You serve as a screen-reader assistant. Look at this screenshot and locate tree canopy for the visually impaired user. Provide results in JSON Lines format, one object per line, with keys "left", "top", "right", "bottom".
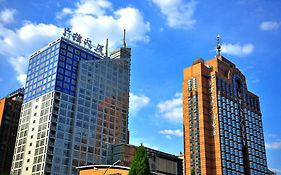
{"left": 129, "top": 144, "right": 152, "bottom": 175}
{"left": 191, "top": 168, "right": 196, "bottom": 175}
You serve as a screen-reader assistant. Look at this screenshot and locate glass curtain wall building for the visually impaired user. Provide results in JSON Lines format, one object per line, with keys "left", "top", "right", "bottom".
{"left": 11, "top": 32, "right": 131, "bottom": 175}
{"left": 183, "top": 56, "right": 267, "bottom": 175}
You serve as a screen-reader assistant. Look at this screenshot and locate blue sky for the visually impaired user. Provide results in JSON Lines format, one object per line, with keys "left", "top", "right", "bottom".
{"left": 0, "top": 0, "right": 281, "bottom": 172}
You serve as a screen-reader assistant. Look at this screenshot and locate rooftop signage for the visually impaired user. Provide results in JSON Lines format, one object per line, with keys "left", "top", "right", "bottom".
{"left": 62, "top": 28, "right": 105, "bottom": 56}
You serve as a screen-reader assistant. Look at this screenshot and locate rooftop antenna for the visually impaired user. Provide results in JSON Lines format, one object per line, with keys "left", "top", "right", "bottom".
{"left": 123, "top": 29, "right": 126, "bottom": 48}
{"left": 216, "top": 34, "right": 221, "bottom": 56}
{"left": 105, "top": 38, "right": 108, "bottom": 57}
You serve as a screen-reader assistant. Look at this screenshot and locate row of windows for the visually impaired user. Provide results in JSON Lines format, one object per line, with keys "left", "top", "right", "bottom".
{"left": 220, "top": 136, "right": 242, "bottom": 146}
{"left": 61, "top": 41, "right": 96, "bottom": 61}
{"left": 188, "top": 94, "right": 201, "bottom": 171}
{"left": 217, "top": 81, "right": 260, "bottom": 110}
{"left": 56, "top": 42, "right": 100, "bottom": 97}
{"left": 25, "top": 45, "right": 59, "bottom": 102}
{"left": 249, "top": 155, "right": 267, "bottom": 165}
{"left": 187, "top": 78, "right": 197, "bottom": 92}
{"left": 222, "top": 168, "right": 244, "bottom": 175}
{"left": 24, "top": 80, "right": 56, "bottom": 102}
{"left": 221, "top": 144, "right": 243, "bottom": 155}
{"left": 249, "top": 162, "right": 267, "bottom": 173}
{"left": 30, "top": 43, "right": 60, "bottom": 63}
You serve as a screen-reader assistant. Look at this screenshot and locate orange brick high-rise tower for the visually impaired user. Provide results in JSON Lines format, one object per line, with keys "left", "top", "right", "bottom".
{"left": 182, "top": 37, "right": 268, "bottom": 175}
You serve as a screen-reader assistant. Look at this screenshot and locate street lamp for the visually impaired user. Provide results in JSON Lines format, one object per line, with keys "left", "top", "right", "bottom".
{"left": 103, "top": 160, "right": 121, "bottom": 175}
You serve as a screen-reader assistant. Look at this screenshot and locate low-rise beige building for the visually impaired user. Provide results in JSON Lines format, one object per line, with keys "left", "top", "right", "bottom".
{"left": 77, "top": 165, "right": 129, "bottom": 175}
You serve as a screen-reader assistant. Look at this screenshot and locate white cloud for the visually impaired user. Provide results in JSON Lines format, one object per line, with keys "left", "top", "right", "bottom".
{"left": 265, "top": 140, "right": 281, "bottom": 149}
{"left": 0, "top": 23, "right": 63, "bottom": 57}
{"left": 56, "top": 8, "right": 72, "bottom": 19}
{"left": 142, "top": 143, "right": 159, "bottom": 150}
{"left": 159, "top": 129, "right": 183, "bottom": 139}
{"left": 7, "top": 56, "right": 29, "bottom": 87}
{"left": 157, "top": 93, "right": 182, "bottom": 123}
{"left": 8, "top": 56, "right": 27, "bottom": 76}
{"left": 17, "top": 74, "right": 27, "bottom": 87}
{"left": 62, "top": 0, "right": 150, "bottom": 48}
{"left": 165, "top": 135, "right": 172, "bottom": 139}
{"left": 129, "top": 93, "right": 150, "bottom": 115}
{"left": 221, "top": 43, "right": 254, "bottom": 57}
{"left": 0, "top": 0, "right": 150, "bottom": 85}
{"left": 75, "top": 0, "right": 112, "bottom": 16}
{"left": 0, "top": 8, "right": 16, "bottom": 24}
{"left": 267, "top": 133, "right": 279, "bottom": 139}
{"left": 0, "top": 23, "right": 62, "bottom": 85}
{"left": 250, "top": 77, "right": 260, "bottom": 84}
{"left": 151, "top": 0, "right": 197, "bottom": 29}
{"left": 260, "top": 21, "right": 281, "bottom": 31}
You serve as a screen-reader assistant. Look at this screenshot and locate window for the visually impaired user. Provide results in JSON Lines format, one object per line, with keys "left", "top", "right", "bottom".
{"left": 67, "top": 46, "right": 73, "bottom": 52}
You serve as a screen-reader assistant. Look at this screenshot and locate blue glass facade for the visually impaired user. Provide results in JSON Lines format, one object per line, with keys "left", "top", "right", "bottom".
{"left": 24, "top": 38, "right": 101, "bottom": 102}
{"left": 24, "top": 43, "right": 60, "bottom": 102}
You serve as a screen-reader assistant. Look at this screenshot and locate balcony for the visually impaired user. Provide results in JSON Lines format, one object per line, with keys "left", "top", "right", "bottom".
{"left": 50, "top": 124, "right": 57, "bottom": 131}
{"left": 50, "top": 131, "right": 56, "bottom": 138}
{"left": 52, "top": 117, "right": 58, "bottom": 123}
{"left": 46, "top": 157, "right": 53, "bottom": 164}
{"left": 48, "top": 140, "right": 54, "bottom": 147}
{"left": 48, "top": 148, "right": 54, "bottom": 155}
{"left": 45, "top": 165, "right": 51, "bottom": 172}
{"left": 53, "top": 110, "right": 58, "bottom": 115}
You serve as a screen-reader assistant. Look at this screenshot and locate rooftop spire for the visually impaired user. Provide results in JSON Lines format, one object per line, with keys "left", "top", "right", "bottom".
{"left": 123, "top": 29, "right": 126, "bottom": 48}
{"left": 105, "top": 38, "right": 108, "bottom": 57}
{"left": 216, "top": 35, "right": 221, "bottom": 56}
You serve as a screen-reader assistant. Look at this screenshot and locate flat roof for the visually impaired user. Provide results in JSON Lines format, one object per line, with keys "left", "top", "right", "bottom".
{"left": 76, "top": 165, "right": 130, "bottom": 171}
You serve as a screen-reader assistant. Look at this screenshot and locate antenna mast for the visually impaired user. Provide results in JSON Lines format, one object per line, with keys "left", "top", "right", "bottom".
{"left": 123, "top": 29, "right": 126, "bottom": 48}
{"left": 105, "top": 38, "right": 108, "bottom": 57}
{"left": 216, "top": 35, "right": 221, "bottom": 56}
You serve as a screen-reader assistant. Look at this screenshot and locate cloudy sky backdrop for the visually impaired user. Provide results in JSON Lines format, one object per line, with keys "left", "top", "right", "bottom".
{"left": 0, "top": 0, "right": 280, "bottom": 172}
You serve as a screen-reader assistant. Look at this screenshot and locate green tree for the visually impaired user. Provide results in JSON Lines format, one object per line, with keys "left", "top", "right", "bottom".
{"left": 129, "top": 144, "right": 152, "bottom": 175}
{"left": 191, "top": 168, "right": 196, "bottom": 175}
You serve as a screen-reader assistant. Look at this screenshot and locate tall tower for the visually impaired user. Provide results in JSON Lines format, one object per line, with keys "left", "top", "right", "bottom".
{"left": 11, "top": 30, "right": 131, "bottom": 175}
{"left": 183, "top": 56, "right": 267, "bottom": 175}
